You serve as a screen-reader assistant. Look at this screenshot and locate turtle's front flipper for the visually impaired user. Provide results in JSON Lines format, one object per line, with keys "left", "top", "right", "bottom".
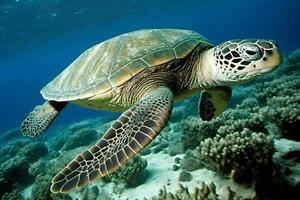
{"left": 21, "top": 101, "right": 67, "bottom": 137}
{"left": 199, "top": 86, "right": 231, "bottom": 121}
{"left": 51, "top": 87, "right": 174, "bottom": 193}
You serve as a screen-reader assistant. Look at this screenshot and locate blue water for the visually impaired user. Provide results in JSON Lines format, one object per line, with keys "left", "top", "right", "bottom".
{"left": 0, "top": 0, "right": 299, "bottom": 133}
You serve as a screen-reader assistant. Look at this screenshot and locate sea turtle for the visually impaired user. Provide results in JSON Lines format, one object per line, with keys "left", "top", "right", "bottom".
{"left": 20, "top": 29, "right": 281, "bottom": 193}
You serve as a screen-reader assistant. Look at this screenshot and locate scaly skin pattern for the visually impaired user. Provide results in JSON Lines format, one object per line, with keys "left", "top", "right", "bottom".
{"left": 116, "top": 43, "right": 212, "bottom": 107}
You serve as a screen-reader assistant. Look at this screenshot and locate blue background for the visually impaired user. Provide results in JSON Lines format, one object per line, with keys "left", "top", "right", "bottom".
{"left": 0, "top": 0, "right": 299, "bottom": 133}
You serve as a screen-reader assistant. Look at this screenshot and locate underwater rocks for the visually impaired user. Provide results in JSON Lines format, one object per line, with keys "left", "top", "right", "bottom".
{"left": 180, "top": 157, "right": 201, "bottom": 171}
{"left": 178, "top": 170, "right": 192, "bottom": 182}
{"left": 28, "top": 159, "right": 47, "bottom": 178}
{"left": 198, "top": 128, "right": 275, "bottom": 183}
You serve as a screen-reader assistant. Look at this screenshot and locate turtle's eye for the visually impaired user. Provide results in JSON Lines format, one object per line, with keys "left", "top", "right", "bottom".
{"left": 239, "top": 44, "right": 262, "bottom": 61}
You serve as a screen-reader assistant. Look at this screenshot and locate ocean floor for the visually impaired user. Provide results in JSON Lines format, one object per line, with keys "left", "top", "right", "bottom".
{"left": 68, "top": 151, "right": 256, "bottom": 200}
{"left": 0, "top": 47, "right": 300, "bottom": 200}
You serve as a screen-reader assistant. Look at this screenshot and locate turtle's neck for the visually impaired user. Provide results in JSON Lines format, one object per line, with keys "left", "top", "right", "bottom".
{"left": 189, "top": 47, "right": 219, "bottom": 90}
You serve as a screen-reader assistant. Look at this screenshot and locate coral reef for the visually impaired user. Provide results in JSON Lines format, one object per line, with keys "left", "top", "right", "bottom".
{"left": 31, "top": 175, "right": 71, "bottom": 200}
{"left": 2, "top": 190, "right": 24, "bottom": 200}
{"left": 147, "top": 182, "right": 245, "bottom": 200}
{"left": 179, "top": 47, "right": 300, "bottom": 151}
{"left": 0, "top": 156, "right": 31, "bottom": 197}
{"left": 28, "top": 159, "right": 47, "bottom": 177}
{"left": 0, "top": 47, "right": 299, "bottom": 200}
{"left": 109, "top": 155, "right": 148, "bottom": 186}
{"left": 18, "top": 142, "right": 48, "bottom": 162}
{"left": 198, "top": 128, "right": 275, "bottom": 183}
{"left": 0, "top": 141, "right": 48, "bottom": 198}
{"left": 0, "top": 128, "right": 22, "bottom": 144}
{"left": 82, "top": 186, "right": 99, "bottom": 200}
{"left": 264, "top": 94, "right": 300, "bottom": 140}
{"left": 180, "top": 117, "right": 223, "bottom": 150}
{"left": 61, "top": 127, "right": 97, "bottom": 151}
{"left": 0, "top": 140, "right": 27, "bottom": 164}
{"left": 47, "top": 118, "right": 109, "bottom": 151}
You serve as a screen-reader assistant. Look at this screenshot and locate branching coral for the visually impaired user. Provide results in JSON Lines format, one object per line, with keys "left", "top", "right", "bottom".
{"left": 180, "top": 98, "right": 267, "bottom": 151}
{"left": 180, "top": 116, "right": 224, "bottom": 150}
{"left": 264, "top": 94, "right": 300, "bottom": 140}
{"left": 255, "top": 73, "right": 300, "bottom": 105}
{"left": 146, "top": 182, "right": 245, "bottom": 200}
{"left": 197, "top": 128, "right": 275, "bottom": 183}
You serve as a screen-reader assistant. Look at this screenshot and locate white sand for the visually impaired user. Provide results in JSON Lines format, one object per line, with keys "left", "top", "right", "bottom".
{"left": 70, "top": 152, "right": 255, "bottom": 200}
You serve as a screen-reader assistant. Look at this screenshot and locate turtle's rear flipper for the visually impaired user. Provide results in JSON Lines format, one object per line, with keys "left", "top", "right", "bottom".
{"left": 21, "top": 101, "right": 67, "bottom": 137}
{"left": 50, "top": 87, "right": 174, "bottom": 193}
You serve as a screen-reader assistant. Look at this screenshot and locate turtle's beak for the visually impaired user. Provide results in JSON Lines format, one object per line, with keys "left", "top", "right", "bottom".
{"left": 256, "top": 42, "right": 282, "bottom": 74}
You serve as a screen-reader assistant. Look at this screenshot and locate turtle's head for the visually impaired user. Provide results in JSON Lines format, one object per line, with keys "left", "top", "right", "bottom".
{"left": 210, "top": 39, "right": 282, "bottom": 84}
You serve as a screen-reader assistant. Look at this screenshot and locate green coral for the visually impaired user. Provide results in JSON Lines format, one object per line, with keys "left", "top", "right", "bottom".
{"left": 18, "top": 141, "right": 48, "bottom": 162}
{"left": 181, "top": 116, "right": 225, "bottom": 150}
{"left": 109, "top": 155, "right": 147, "bottom": 185}
{"left": 28, "top": 159, "right": 47, "bottom": 177}
{"left": 265, "top": 94, "right": 300, "bottom": 140}
{"left": 255, "top": 73, "right": 300, "bottom": 105}
{"left": 0, "top": 128, "right": 22, "bottom": 144}
{"left": 2, "top": 190, "right": 24, "bottom": 200}
{"left": 198, "top": 128, "right": 275, "bottom": 183}
{"left": 62, "top": 127, "right": 97, "bottom": 151}
{"left": 31, "top": 175, "right": 71, "bottom": 200}
{"left": 0, "top": 156, "right": 31, "bottom": 198}
{"left": 0, "top": 141, "right": 48, "bottom": 198}
{"left": 0, "top": 140, "right": 27, "bottom": 164}
{"left": 180, "top": 98, "right": 267, "bottom": 151}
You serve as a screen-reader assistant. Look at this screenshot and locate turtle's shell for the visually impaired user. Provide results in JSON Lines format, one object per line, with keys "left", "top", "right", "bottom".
{"left": 41, "top": 29, "right": 211, "bottom": 101}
